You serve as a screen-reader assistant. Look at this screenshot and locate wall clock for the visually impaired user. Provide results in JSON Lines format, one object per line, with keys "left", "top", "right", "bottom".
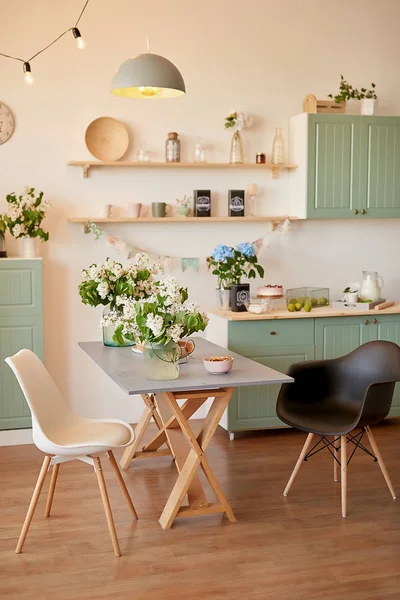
{"left": 0, "top": 102, "right": 15, "bottom": 145}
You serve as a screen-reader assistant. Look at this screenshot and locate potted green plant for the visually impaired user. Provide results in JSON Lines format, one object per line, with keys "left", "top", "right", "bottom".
{"left": 176, "top": 194, "right": 192, "bottom": 217}
{"left": 328, "top": 75, "right": 378, "bottom": 115}
{"left": 0, "top": 215, "right": 7, "bottom": 257}
{"left": 207, "top": 243, "right": 264, "bottom": 312}
{"left": 2, "top": 187, "right": 50, "bottom": 257}
{"left": 356, "top": 83, "right": 377, "bottom": 115}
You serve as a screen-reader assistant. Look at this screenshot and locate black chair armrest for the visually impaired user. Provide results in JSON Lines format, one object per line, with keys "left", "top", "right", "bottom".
{"left": 277, "top": 359, "right": 337, "bottom": 407}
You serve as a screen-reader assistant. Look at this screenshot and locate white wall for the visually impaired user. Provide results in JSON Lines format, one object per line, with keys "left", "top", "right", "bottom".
{"left": 1, "top": 0, "right": 400, "bottom": 423}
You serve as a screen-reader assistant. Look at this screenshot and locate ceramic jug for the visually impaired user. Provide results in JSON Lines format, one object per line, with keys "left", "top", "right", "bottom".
{"left": 359, "top": 271, "right": 384, "bottom": 302}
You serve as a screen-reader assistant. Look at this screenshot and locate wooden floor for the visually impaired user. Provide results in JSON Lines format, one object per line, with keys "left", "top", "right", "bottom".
{"left": 1, "top": 419, "right": 400, "bottom": 600}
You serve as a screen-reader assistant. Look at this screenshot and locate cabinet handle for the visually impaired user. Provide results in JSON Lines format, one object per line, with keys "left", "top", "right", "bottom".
{"left": 373, "top": 318, "right": 378, "bottom": 324}
{"left": 364, "top": 319, "right": 369, "bottom": 325}
{"left": 361, "top": 209, "right": 366, "bottom": 215}
{"left": 270, "top": 331, "right": 277, "bottom": 335}
{"left": 354, "top": 209, "right": 359, "bottom": 215}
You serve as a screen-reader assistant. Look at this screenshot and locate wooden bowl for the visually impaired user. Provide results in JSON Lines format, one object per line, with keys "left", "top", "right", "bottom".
{"left": 85, "top": 117, "right": 129, "bottom": 161}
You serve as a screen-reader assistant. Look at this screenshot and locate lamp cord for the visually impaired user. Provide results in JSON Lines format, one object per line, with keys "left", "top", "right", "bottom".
{"left": 0, "top": 0, "right": 90, "bottom": 65}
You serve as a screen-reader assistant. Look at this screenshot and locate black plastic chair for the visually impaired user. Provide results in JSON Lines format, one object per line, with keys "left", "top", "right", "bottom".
{"left": 277, "top": 340, "right": 400, "bottom": 517}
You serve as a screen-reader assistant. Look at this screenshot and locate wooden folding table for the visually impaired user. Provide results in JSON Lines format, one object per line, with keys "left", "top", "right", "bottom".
{"left": 79, "top": 338, "right": 292, "bottom": 529}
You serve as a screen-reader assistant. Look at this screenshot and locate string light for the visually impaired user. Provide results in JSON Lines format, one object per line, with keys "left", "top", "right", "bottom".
{"left": 0, "top": 0, "right": 90, "bottom": 84}
{"left": 72, "top": 27, "right": 86, "bottom": 50}
{"left": 23, "top": 62, "right": 34, "bottom": 85}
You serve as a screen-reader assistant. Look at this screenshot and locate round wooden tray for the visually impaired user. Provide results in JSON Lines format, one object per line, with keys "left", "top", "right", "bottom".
{"left": 85, "top": 117, "right": 129, "bottom": 161}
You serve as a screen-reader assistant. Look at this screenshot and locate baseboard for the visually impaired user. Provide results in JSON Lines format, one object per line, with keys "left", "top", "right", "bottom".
{"left": 0, "top": 429, "right": 33, "bottom": 447}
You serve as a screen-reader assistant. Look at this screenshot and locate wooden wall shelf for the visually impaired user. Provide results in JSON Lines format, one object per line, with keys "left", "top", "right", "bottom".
{"left": 68, "top": 216, "right": 297, "bottom": 225}
{"left": 67, "top": 160, "right": 298, "bottom": 179}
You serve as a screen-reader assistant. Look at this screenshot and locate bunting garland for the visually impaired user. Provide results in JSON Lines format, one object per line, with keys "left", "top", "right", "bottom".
{"left": 82, "top": 219, "right": 291, "bottom": 272}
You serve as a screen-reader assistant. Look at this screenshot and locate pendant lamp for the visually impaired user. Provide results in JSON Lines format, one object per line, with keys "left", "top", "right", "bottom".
{"left": 111, "top": 52, "right": 186, "bottom": 99}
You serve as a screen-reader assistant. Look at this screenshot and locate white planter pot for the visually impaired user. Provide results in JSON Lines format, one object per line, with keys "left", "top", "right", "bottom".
{"left": 19, "top": 236, "right": 37, "bottom": 258}
{"left": 361, "top": 99, "right": 376, "bottom": 116}
{"left": 345, "top": 292, "right": 359, "bottom": 304}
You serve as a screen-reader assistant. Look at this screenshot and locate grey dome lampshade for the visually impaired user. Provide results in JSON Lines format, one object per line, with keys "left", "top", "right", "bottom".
{"left": 110, "top": 53, "right": 186, "bottom": 99}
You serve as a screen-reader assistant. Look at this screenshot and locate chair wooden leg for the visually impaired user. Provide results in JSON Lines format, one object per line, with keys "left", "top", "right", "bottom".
{"left": 333, "top": 437, "right": 340, "bottom": 482}
{"left": 93, "top": 456, "right": 121, "bottom": 558}
{"left": 365, "top": 426, "right": 397, "bottom": 500}
{"left": 341, "top": 435, "right": 347, "bottom": 517}
{"left": 15, "top": 455, "right": 51, "bottom": 554}
{"left": 108, "top": 450, "right": 138, "bottom": 519}
{"left": 44, "top": 463, "right": 60, "bottom": 517}
{"left": 283, "top": 433, "right": 314, "bottom": 497}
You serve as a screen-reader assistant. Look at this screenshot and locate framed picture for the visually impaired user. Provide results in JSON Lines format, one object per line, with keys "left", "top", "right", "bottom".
{"left": 228, "top": 190, "right": 245, "bottom": 217}
{"left": 194, "top": 190, "right": 211, "bottom": 217}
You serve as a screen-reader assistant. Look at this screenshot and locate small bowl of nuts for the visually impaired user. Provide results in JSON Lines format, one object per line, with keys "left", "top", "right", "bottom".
{"left": 203, "top": 355, "right": 234, "bottom": 374}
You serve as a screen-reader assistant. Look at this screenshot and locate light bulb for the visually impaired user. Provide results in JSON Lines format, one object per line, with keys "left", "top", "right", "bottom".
{"left": 139, "top": 86, "right": 160, "bottom": 97}
{"left": 24, "top": 72, "right": 34, "bottom": 85}
{"left": 76, "top": 36, "right": 86, "bottom": 50}
{"left": 72, "top": 27, "right": 85, "bottom": 50}
{"left": 23, "top": 62, "right": 34, "bottom": 85}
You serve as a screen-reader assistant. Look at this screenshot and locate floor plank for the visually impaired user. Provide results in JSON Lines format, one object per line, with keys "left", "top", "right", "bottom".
{"left": 0, "top": 419, "right": 399, "bottom": 599}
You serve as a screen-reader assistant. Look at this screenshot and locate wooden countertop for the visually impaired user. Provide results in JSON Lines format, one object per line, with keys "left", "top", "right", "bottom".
{"left": 208, "top": 304, "right": 400, "bottom": 321}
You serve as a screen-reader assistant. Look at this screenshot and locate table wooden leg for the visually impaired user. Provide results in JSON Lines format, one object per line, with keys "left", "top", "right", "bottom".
{"left": 120, "top": 393, "right": 172, "bottom": 470}
{"left": 157, "top": 387, "right": 236, "bottom": 529}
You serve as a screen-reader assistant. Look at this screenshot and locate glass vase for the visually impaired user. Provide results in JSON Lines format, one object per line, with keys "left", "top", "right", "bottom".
{"left": 271, "top": 127, "right": 285, "bottom": 164}
{"left": 143, "top": 341, "right": 180, "bottom": 381}
{"left": 102, "top": 307, "right": 135, "bottom": 348}
{"left": 216, "top": 288, "right": 231, "bottom": 310}
{"left": 229, "top": 131, "right": 244, "bottom": 164}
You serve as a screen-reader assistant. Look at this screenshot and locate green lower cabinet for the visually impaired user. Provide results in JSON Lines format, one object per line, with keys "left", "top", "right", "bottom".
{"left": 0, "top": 259, "right": 43, "bottom": 430}
{"left": 315, "top": 316, "right": 375, "bottom": 359}
{"left": 375, "top": 316, "right": 400, "bottom": 415}
{"left": 227, "top": 345, "right": 315, "bottom": 430}
{"left": 225, "top": 313, "right": 400, "bottom": 432}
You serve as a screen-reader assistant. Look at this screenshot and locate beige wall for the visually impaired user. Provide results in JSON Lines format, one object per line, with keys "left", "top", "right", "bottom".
{"left": 1, "top": 0, "right": 400, "bottom": 422}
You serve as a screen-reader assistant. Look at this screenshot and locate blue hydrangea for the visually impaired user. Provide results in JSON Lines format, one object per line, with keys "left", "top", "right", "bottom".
{"left": 211, "top": 244, "right": 235, "bottom": 262}
{"left": 236, "top": 242, "right": 255, "bottom": 257}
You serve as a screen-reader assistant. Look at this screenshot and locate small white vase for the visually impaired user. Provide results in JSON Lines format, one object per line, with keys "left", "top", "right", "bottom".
{"left": 361, "top": 99, "right": 376, "bottom": 116}
{"left": 19, "top": 236, "right": 37, "bottom": 258}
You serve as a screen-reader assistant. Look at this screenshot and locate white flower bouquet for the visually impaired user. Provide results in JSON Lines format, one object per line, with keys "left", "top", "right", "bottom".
{"left": 106, "top": 275, "right": 209, "bottom": 347}
{"left": 2, "top": 187, "right": 50, "bottom": 241}
{"left": 224, "top": 111, "right": 252, "bottom": 132}
{"left": 79, "top": 253, "right": 163, "bottom": 311}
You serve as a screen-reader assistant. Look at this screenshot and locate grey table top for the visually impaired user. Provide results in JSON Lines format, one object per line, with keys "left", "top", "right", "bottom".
{"left": 79, "top": 338, "right": 293, "bottom": 396}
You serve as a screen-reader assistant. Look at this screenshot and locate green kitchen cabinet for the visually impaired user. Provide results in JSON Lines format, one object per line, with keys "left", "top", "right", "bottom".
{"left": 0, "top": 259, "right": 44, "bottom": 430}
{"left": 362, "top": 117, "right": 400, "bottom": 218}
{"left": 226, "top": 319, "right": 315, "bottom": 431}
{"left": 290, "top": 114, "right": 400, "bottom": 220}
{"left": 208, "top": 310, "right": 400, "bottom": 434}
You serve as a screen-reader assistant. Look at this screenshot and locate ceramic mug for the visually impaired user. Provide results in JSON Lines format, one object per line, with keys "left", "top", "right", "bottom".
{"left": 128, "top": 203, "right": 142, "bottom": 218}
{"left": 152, "top": 202, "right": 171, "bottom": 218}
{"left": 100, "top": 204, "right": 112, "bottom": 218}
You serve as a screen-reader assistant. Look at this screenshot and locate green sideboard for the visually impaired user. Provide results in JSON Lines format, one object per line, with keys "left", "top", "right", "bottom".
{"left": 0, "top": 259, "right": 44, "bottom": 430}
{"left": 290, "top": 114, "right": 400, "bottom": 219}
{"left": 207, "top": 310, "right": 400, "bottom": 436}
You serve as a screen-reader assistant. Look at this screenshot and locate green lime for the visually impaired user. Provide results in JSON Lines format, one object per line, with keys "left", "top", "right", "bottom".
{"left": 289, "top": 298, "right": 297, "bottom": 305}
{"left": 319, "top": 297, "right": 328, "bottom": 306}
{"left": 304, "top": 302, "right": 312, "bottom": 312}
{"left": 295, "top": 303, "right": 302, "bottom": 311}
{"left": 287, "top": 303, "right": 295, "bottom": 312}
{"left": 311, "top": 297, "right": 318, "bottom": 306}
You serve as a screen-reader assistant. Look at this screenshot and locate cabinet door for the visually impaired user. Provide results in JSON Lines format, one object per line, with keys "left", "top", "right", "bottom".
{"left": 0, "top": 316, "right": 43, "bottom": 429}
{"left": 361, "top": 117, "right": 400, "bottom": 218}
{"left": 307, "top": 115, "right": 362, "bottom": 219}
{"left": 227, "top": 345, "right": 315, "bottom": 431}
{"left": 315, "top": 316, "right": 374, "bottom": 359}
{"left": 375, "top": 315, "right": 400, "bottom": 416}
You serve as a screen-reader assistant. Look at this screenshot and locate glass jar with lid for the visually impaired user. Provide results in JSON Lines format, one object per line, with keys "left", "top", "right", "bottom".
{"left": 165, "top": 132, "right": 181, "bottom": 162}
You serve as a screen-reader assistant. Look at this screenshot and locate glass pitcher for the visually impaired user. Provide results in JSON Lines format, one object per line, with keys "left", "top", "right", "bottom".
{"left": 359, "top": 271, "right": 384, "bottom": 302}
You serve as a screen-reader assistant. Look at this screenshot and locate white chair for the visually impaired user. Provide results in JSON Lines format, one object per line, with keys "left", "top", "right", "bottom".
{"left": 5, "top": 349, "right": 138, "bottom": 557}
